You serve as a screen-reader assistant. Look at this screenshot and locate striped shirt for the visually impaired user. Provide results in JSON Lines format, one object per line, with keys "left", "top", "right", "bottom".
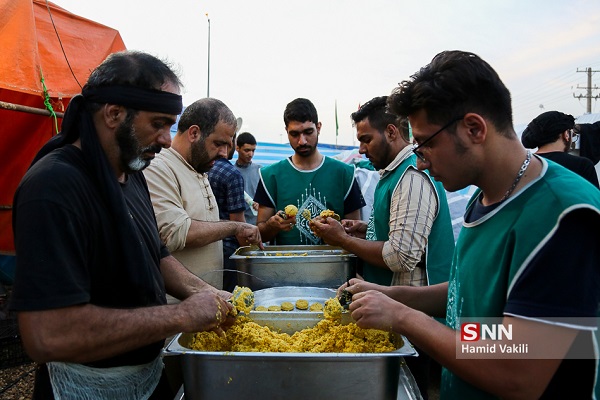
{"left": 380, "top": 148, "right": 438, "bottom": 286}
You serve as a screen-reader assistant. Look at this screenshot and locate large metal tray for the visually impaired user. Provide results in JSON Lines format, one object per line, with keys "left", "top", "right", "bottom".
{"left": 165, "top": 286, "right": 416, "bottom": 355}
{"left": 165, "top": 317, "right": 416, "bottom": 400}
{"left": 163, "top": 286, "right": 418, "bottom": 399}
{"left": 230, "top": 245, "right": 357, "bottom": 290}
{"left": 251, "top": 286, "right": 335, "bottom": 318}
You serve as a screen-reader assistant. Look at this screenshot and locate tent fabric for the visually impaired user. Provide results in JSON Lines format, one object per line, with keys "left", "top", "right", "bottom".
{"left": 0, "top": 0, "right": 126, "bottom": 254}
{"left": 0, "top": 0, "right": 126, "bottom": 97}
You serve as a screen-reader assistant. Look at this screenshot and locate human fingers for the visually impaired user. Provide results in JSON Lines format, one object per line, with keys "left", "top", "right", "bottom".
{"left": 245, "top": 226, "right": 262, "bottom": 243}
{"left": 336, "top": 280, "right": 349, "bottom": 296}
{"left": 211, "top": 325, "right": 226, "bottom": 338}
{"left": 346, "top": 278, "right": 378, "bottom": 296}
{"left": 345, "top": 222, "right": 360, "bottom": 233}
{"left": 267, "top": 214, "right": 285, "bottom": 230}
{"left": 281, "top": 216, "right": 296, "bottom": 231}
{"left": 215, "top": 289, "right": 232, "bottom": 301}
{"left": 179, "top": 293, "right": 223, "bottom": 333}
{"left": 348, "top": 291, "right": 380, "bottom": 319}
{"left": 348, "top": 277, "right": 365, "bottom": 285}
{"left": 350, "top": 290, "right": 367, "bottom": 302}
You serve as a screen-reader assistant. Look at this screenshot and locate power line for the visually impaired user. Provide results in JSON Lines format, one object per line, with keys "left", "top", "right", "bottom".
{"left": 573, "top": 67, "right": 600, "bottom": 113}
{"left": 510, "top": 62, "right": 600, "bottom": 121}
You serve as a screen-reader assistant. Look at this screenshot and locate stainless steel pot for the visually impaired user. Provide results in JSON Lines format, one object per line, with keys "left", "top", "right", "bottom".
{"left": 230, "top": 245, "right": 357, "bottom": 290}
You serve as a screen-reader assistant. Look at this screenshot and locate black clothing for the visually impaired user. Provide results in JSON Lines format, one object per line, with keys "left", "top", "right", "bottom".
{"left": 539, "top": 151, "right": 599, "bottom": 188}
{"left": 579, "top": 121, "right": 600, "bottom": 165}
{"left": 12, "top": 145, "right": 168, "bottom": 366}
{"left": 11, "top": 94, "right": 170, "bottom": 398}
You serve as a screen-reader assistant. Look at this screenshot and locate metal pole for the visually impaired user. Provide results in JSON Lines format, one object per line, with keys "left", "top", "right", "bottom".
{"left": 0, "top": 100, "right": 64, "bottom": 118}
{"left": 206, "top": 13, "right": 211, "bottom": 98}
{"left": 587, "top": 67, "right": 592, "bottom": 114}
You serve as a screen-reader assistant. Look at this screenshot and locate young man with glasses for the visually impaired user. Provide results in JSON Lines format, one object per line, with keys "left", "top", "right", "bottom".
{"left": 521, "top": 110, "right": 599, "bottom": 187}
{"left": 339, "top": 51, "right": 600, "bottom": 399}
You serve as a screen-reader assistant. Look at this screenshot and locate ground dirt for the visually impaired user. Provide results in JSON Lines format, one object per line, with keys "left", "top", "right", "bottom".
{"left": 0, "top": 362, "right": 35, "bottom": 399}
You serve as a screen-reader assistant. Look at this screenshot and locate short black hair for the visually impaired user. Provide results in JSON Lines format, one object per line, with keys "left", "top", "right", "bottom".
{"left": 388, "top": 50, "right": 513, "bottom": 137}
{"left": 284, "top": 98, "right": 318, "bottom": 127}
{"left": 177, "top": 98, "right": 236, "bottom": 138}
{"left": 352, "top": 96, "right": 409, "bottom": 140}
{"left": 237, "top": 131, "right": 257, "bottom": 147}
{"left": 521, "top": 111, "right": 574, "bottom": 148}
{"left": 84, "top": 50, "right": 182, "bottom": 114}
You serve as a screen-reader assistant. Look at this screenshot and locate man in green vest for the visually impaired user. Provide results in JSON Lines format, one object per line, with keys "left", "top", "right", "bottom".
{"left": 341, "top": 51, "right": 600, "bottom": 400}
{"left": 312, "top": 96, "right": 454, "bottom": 399}
{"left": 254, "top": 98, "right": 365, "bottom": 245}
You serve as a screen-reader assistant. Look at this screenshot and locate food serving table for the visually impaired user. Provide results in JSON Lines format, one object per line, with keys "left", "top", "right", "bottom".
{"left": 164, "top": 287, "right": 423, "bottom": 400}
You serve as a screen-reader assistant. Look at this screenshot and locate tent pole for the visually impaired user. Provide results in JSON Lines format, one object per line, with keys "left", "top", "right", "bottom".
{"left": 0, "top": 101, "right": 64, "bottom": 118}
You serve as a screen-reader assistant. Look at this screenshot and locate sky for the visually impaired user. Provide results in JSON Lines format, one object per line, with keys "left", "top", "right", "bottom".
{"left": 54, "top": 0, "right": 600, "bottom": 146}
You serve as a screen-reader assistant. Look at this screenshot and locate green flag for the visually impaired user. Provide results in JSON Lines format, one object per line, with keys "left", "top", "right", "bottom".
{"left": 335, "top": 100, "right": 339, "bottom": 140}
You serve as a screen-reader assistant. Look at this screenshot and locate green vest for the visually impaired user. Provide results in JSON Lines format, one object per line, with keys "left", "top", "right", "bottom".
{"left": 260, "top": 156, "right": 356, "bottom": 245}
{"left": 363, "top": 154, "right": 455, "bottom": 286}
{"left": 442, "top": 160, "right": 600, "bottom": 399}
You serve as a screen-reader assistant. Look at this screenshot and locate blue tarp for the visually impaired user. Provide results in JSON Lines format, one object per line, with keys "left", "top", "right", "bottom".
{"left": 0, "top": 141, "right": 472, "bottom": 285}
{"left": 231, "top": 141, "right": 357, "bottom": 166}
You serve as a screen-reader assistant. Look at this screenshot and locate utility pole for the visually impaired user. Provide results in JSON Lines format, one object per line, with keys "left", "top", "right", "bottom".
{"left": 573, "top": 67, "right": 600, "bottom": 113}
{"left": 206, "top": 13, "right": 211, "bottom": 98}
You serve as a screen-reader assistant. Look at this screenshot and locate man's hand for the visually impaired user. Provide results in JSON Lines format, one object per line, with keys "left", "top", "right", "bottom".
{"left": 178, "top": 290, "right": 235, "bottom": 336}
{"left": 337, "top": 278, "right": 388, "bottom": 301}
{"left": 310, "top": 217, "right": 347, "bottom": 246}
{"left": 234, "top": 223, "right": 264, "bottom": 249}
{"left": 341, "top": 219, "right": 368, "bottom": 239}
{"left": 267, "top": 212, "right": 297, "bottom": 233}
{"left": 348, "top": 290, "right": 402, "bottom": 331}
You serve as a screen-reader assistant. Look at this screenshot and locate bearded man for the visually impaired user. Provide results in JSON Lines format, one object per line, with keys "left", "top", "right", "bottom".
{"left": 144, "top": 98, "right": 262, "bottom": 292}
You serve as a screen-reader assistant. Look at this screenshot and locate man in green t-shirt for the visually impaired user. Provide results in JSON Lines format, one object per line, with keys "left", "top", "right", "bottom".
{"left": 254, "top": 98, "right": 365, "bottom": 245}
{"left": 340, "top": 51, "right": 600, "bottom": 399}
{"left": 313, "top": 96, "right": 454, "bottom": 399}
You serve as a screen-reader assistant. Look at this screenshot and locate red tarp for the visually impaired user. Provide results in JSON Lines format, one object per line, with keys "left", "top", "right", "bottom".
{"left": 0, "top": 0, "right": 126, "bottom": 254}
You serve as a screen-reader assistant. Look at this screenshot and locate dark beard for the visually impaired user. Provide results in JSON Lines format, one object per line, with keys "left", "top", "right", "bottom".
{"left": 294, "top": 145, "right": 315, "bottom": 157}
{"left": 115, "top": 113, "right": 161, "bottom": 173}
{"left": 189, "top": 136, "right": 213, "bottom": 173}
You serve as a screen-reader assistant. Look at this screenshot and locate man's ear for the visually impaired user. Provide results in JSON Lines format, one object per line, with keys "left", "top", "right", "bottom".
{"left": 385, "top": 124, "right": 399, "bottom": 141}
{"left": 463, "top": 113, "right": 487, "bottom": 144}
{"left": 187, "top": 125, "right": 201, "bottom": 142}
{"left": 316, "top": 122, "right": 322, "bottom": 134}
{"left": 104, "top": 104, "right": 124, "bottom": 129}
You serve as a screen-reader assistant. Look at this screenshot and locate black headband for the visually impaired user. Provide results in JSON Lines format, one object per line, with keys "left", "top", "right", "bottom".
{"left": 82, "top": 85, "right": 183, "bottom": 115}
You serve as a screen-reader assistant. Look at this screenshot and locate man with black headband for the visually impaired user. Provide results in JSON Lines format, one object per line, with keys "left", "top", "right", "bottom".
{"left": 144, "top": 98, "right": 262, "bottom": 293}
{"left": 10, "top": 51, "right": 235, "bottom": 399}
{"left": 521, "top": 110, "right": 599, "bottom": 188}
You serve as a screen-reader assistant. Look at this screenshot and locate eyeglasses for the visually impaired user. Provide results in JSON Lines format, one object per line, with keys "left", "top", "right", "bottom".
{"left": 412, "top": 116, "right": 463, "bottom": 162}
{"left": 569, "top": 129, "right": 579, "bottom": 143}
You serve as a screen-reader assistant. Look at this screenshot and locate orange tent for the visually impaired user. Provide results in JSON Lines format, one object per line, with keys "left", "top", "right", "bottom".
{"left": 0, "top": 0, "right": 126, "bottom": 254}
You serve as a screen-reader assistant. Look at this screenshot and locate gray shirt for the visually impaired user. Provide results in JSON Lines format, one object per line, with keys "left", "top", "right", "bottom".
{"left": 234, "top": 162, "right": 262, "bottom": 225}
